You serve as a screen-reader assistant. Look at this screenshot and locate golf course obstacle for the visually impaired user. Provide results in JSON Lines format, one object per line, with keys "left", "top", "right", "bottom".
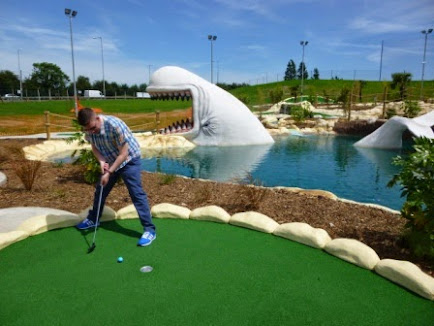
{"left": 1, "top": 202, "right": 433, "bottom": 300}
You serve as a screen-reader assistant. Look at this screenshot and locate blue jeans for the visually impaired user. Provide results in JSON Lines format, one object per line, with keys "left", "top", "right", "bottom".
{"left": 88, "top": 157, "right": 155, "bottom": 233}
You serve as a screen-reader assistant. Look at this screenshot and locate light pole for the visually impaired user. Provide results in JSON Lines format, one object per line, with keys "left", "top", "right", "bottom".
{"left": 65, "top": 8, "right": 78, "bottom": 116}
{"left": 147, "top": 64, "right": 153, "bottom": 84}
{"left": 93, "top": 36, "right": 106, "bottom": 97}
{"left": 379, "top": 40, "right": 384, "bottom": 81}
{"left": 208, "top": 35, "right": 217, "bottom": 83}
{"left": 17, "top": 49, "right": 23, "bottom": 100}
{"left": 420, "top": 28, "right": 433, "bottom": 100}
{"left": 300, "top": 40, "right": 308, "bottom": 95}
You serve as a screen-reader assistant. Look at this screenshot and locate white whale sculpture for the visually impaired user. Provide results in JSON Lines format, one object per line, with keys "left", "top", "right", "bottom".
{"left": 146, "top": 66, "right": 274, "bottom": 146}
{"left": 183, "top": 144, "right": 272, "bottom": 182}
{"left": 354, "top": 111, "right": 434, "bottom": 149}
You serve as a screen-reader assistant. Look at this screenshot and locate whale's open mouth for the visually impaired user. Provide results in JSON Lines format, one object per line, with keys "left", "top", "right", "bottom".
{"left": 147, "top": 89, "right": 194, "bottom": 135}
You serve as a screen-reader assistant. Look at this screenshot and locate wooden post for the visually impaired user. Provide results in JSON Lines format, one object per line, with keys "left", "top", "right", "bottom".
{"left": 382, "top": 86, "right": 387, "bottom": 118}
{"left": 348, "top": 88, "right": 353, "bottom": 121}
{"left": 44, "top": 111, "right": 51, "bottom": 140}
{"left": 155, "top": 110, "right": 160, "bottom": 132}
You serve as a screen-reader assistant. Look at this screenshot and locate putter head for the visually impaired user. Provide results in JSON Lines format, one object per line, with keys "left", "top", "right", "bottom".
{"left": 87, "top": 243, "right": 96, "bottom": 254}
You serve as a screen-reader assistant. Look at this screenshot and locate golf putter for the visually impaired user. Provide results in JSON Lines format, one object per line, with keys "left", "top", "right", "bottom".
{"left": 87, "top": 184, "right": 104, "bottom": 253}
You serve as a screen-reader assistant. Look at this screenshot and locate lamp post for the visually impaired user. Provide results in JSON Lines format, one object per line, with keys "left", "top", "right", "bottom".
{"left": 300, "top": 41, "right": 308, "bottom": 95}
{"left": 65, "top": 8, "right": 78, "bottom": 116}
{"left": 208, "top": 35, "right": 217, "bottom": 83}
{"left": 93, "top": 36, "right": 106, "bottom": 97}
{"left": 147, "top": 64, "right": 153, "bottom": 84}
{"left": 420, "top": 28, "right": 433, "bottom": 100}
{"left": 17, "top": 49, "right": 23, "bottom": 100}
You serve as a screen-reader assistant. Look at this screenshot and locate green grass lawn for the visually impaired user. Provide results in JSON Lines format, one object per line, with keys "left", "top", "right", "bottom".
{"left": 0, "top": 219, "right": 432, "bottom": 325}
{"left": 2, "top": 79, "right": 433, "bottom": 116}
{"left": 0, "top": 99, "right": 192, "bottom": 116}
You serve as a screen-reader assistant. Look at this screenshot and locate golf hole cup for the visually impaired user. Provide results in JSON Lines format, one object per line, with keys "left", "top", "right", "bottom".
{"left": 140, "top": 265, "right": 153, "bottom": 273}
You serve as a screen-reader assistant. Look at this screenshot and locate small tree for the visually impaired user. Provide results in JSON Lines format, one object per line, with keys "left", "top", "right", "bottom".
{"left": 297, "top": 62, "right": 308, "bottom": 80}
{"left": 337, "top": 87, "right": 351, "bottom": 118}
{"left": 388, "top": 137, "right": 434, "bottom": 258}
{"left": 312, "top": 68, "right": 320, "bottom": 80}
{"left": 390, "top": 72, "right": 412, "bottom": 100}
{"left": 403, "top": 100, "right": 421, "bottom": 118}
{"left": 284, "top": 60, "right": 297, "bottom": 80}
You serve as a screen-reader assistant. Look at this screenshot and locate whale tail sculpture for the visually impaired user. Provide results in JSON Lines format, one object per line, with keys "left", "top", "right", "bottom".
{"left": 354, "top": 110, "right": 434, "bottom": 149}
{"left": 146, "top": 66, "right": 274, "bottom": 146}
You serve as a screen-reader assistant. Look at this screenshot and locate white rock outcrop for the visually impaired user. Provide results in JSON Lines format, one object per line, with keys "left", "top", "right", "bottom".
{"left": 16, "top": 213, "right": 80, "bottom": 235}
{"left": 0, "top": 231, "right": 29, "bottom": 250}
{"left": 375, "top": 259, "right": 434, "bottom": 300}
{"left": 273, "top": 222, "right": 332, "bottom": 249}
{"left": 78, "top": 206, "right": 117, "bottom": 222}
{"left": 230, "top": 211, "right": 279, "bottom": 233}
{"left": 151, "top": 203, "right": 191, "bottom": 219}
{"left": 324, "top": 238, "right": 380, "bottom": 270}
{"left": 190, "top": 205, "right": 231, "bottom": 223}
{"left": 116, "top": 204, "right": 139, "bottom": 219}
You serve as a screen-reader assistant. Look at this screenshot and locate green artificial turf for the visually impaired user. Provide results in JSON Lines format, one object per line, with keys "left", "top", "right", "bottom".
{"left": 0, "top": 219, "right": 433, "bottom": 325}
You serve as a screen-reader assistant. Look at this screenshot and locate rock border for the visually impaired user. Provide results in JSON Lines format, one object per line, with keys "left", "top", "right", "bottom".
{"left": 0, "top": 203, "right": 432, "bottom": 300}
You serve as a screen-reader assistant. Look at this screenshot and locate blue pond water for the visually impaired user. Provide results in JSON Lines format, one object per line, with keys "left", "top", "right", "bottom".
{"left": 140, "top": 135, "right": 409, "bottom": 210}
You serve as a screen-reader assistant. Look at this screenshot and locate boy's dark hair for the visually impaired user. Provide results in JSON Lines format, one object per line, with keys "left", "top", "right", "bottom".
{"left": 77, "top": 108, "right": 95, "bottom": 126}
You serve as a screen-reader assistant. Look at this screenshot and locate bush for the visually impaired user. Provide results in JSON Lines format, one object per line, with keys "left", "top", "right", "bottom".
{"left": 159, "top": 173, "right": 176, "bottom": 185}
{"left": 233, "top": 173, "right": 268, "bottom": 211}
{"left": 388, "top": 137, "right": 434, "bottom": 258}
{"left": 403, "top": 100, "right": 421, "bottom": 118}
{"left": 66, "top": 121, "right": 100, "bottom": 184}
{"left": 269, "top": 88, "right": 283, "bottom": 104}
{"left": 13, "top": 159, "right": 42, "bottom": 190}
{"left": 291, "top": 104, "right": 313, "bottom": 122}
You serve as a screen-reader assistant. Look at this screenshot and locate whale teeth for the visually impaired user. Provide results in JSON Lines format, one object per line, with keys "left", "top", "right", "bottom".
{"left": 148, "top": 91, "right": 192, "bottom": 101}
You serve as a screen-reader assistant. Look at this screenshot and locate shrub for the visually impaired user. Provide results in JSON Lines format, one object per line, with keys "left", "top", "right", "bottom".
{"left": 388, "top": 137, "right": 434, "bottom": 258}
{"left": 386, "top": 107, "right": 397, "bottom": 119}
{"left": 403, "top": 100, "right": 421, "bottom": 118}
{"left": 13, "top": 159, "right": 42, "bottom": 190}
{"left": 66, "top": 122, "right": 100, "bottom": 184}
{"left": 233, "top": 173, "right": 268, "bottom": 211}
{"left": 269, "top": 88, "right": 283, "bottom": 104}
{"left": 159, "top": 173, "right": 176, "bottom": 185}
{"left": 291, "top": 104, "right": 313, "bottom": 122}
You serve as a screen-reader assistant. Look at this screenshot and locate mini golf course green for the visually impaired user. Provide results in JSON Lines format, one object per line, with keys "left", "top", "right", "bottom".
{"left": 0, "top": 219, "right": 433, "bottom": 325}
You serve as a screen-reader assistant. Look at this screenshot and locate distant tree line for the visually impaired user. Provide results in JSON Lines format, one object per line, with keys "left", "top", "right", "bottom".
{"left": 284, "top": 59, "right": 319, "bottom": 81}
{"left": 216, "top": 82, "right": 250, "bottom": 91}
{"left": 0, "top": 62, "right": 147, "bottom": 97}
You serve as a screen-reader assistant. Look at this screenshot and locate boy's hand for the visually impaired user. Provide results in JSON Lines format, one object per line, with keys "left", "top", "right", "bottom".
{"left": 99, "top": 161, "right": 109, "bottom": 174}
{"left": 101, "top": 171, "right": 110, "bottom": 186}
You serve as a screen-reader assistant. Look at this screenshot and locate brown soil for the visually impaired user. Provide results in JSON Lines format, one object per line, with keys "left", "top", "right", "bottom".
{"left": 0, "top": 139, "right": 432, "bottom": 277}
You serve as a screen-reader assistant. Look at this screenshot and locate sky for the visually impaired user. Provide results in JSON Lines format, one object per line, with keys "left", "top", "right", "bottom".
{"left": 1, "top": 0, "right": 433, "bottom": 87}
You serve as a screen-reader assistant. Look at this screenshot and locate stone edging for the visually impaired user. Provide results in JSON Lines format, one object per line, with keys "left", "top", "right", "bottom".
{"left": 0, "top": 203, "right": 432, "bottom": 300}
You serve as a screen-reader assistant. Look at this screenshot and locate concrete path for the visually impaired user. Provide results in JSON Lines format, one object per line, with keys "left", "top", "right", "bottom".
{"left": 0, "top": 132, "right": 74, "bottom": 140}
